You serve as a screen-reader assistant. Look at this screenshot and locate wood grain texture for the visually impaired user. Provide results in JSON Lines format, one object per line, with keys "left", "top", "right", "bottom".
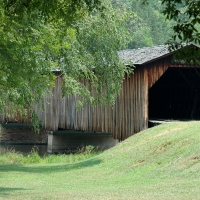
{"left": 2, "top": 55, "right": 199, "bottom": 140}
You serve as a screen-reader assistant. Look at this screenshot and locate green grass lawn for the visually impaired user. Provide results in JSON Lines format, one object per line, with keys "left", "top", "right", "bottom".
{"left": 0, "top": 122, "right": 200, "bottom": 199}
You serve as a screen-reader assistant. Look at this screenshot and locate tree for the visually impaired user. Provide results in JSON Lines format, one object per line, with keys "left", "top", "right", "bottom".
{"left": 159, "top": 0, "right": 200, "bottom": 62}
{"left": 0, "top": 0, "right": 132, "bottom": 128}
{"left": 140, "top": 0, "right": 200, "bottom": 63}
{"left": 128, "top": 0, "right": 173, "bottom": 48}
{"left": 61, "top": 4, "right": 133, "bottom": 104}
{"left": 160, "top": 0, "right": 200, "bottom": 45}
{"left": 141, "top": 1, "right": 200, "bottom": 46}
{"left": 113, "top": 0, "right": 174, "bottom": 49}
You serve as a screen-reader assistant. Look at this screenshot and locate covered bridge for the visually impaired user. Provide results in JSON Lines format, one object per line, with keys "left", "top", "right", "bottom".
{"left": 119, "top": 44, "right": 200, "bottom": 123}
{"left": 1, "top": 44, "right": 200, "bottom": 152}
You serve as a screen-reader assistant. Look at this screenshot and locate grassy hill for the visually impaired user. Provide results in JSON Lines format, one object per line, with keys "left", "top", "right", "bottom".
{"left": 0, "top": 122, "right": 200, "bottom": 199}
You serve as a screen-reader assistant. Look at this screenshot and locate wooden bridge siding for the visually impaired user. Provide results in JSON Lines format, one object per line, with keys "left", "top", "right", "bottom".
{"left": 0, "top": 57, "right": 176, "bottom": 139}
{"left": 35, "top": 69, "right": 149, "bottom": 139}
{"left": 170, "top": 63, "right": 200, "bottom": 68}
{"left": 145, "top": 57, "right": 171, "bottom": 89}
{"left": 1, "top": 58, "right": 173, "bottom": 139}
{"left": 0, "top": 68, "right": 149, "bottom": 139}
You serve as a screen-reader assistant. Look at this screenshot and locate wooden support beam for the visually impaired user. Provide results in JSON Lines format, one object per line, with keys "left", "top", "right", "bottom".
{"left": 194, "top": 68, "right": 200, "bottom": 79}
{"left": 1, "top": 123, "right": 33, "bottom": 127}
{"left": 190, "top": 88, "right": 199, "bottom": 119}
{"left": 52, "top": 129, "right": 112, "bottom": 136}
{"left": 176, "top": 68, "right": 192, "bottom": 87}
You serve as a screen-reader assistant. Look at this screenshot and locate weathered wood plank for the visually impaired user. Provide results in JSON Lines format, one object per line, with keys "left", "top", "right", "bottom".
{"left": 2, "top": 55, "right": 199, "bottom": 140}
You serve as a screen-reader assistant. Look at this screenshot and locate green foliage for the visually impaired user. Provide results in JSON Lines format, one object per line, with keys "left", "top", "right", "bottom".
{"left": 82, "top": 145, "right": 95, "bottom": 154}
{"left": 160, "top": 0, "right": 200, "bottom": 44}
{"left": 143, "top": 0, "right": 200, "bottom": 55}
{"left": 0, "top": 0, "right": 132, "bottom": 125}
{"left": 0, "top": 3, "right": 58, "bottom": 123}
{"left": 141, "top": 0, "right": 200, "bottom": 63}
{"left": 115, "top": 0, "right": 173, "bottom": 48}
{"left": 2, "top": 0, "right": 103, "bottom": 25}
{"left": 61, "top": 3, "right": 133, "bottom": 105}
{"left": 0, "top": 145, "right": 101, "bottom": 164}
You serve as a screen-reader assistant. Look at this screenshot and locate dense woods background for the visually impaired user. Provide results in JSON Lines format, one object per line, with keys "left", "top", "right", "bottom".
{"left": 114, "top": 0, "right": 173, "bottom": 49}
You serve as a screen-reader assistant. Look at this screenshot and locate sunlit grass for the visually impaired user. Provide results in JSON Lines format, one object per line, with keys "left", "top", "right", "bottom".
{"left": 0, "top": 122, "right": 200, "bottom": 199}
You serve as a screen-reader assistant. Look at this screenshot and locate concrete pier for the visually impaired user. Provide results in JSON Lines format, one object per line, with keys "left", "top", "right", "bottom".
{"left": 47, "top": 130, "right": 118, "bottom": 154}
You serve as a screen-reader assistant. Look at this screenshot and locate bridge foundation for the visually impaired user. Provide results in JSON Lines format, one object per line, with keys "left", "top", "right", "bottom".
{"left": 47, "top": 130, "right": 118, "bottom": 154}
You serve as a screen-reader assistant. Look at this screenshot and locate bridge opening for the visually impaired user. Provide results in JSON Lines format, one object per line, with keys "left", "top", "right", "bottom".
{"left": 149, "top": 67, "right": 200, "bottom": 121}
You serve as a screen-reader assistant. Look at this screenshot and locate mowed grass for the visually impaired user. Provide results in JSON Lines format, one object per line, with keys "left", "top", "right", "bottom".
{"left": 0, "top": 121, "right": 200, "bottom": 200}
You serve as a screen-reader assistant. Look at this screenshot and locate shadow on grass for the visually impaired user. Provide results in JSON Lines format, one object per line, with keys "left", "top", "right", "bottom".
{"left": 0, "top": 187, "right": 26, "bottom": 196}
{"left": 0, "top": 158, "right": 101, "bottom": 174}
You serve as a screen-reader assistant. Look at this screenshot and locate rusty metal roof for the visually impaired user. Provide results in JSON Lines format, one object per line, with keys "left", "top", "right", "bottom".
{"left": 118, "top": 45, "right": 172, "bottom": 65}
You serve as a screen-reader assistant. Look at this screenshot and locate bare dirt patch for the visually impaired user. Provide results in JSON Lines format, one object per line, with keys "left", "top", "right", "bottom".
{"left": 192, "top": 157, "right": 199, "bottom": 161}
{"left": 156, "top": 142, "right": 172, "bottom": 152}
{"left": 131, "top": 160, "right": 145, "bottom": 168}
{"left": 150, "top": 123, "right": 190, "bottom": 139}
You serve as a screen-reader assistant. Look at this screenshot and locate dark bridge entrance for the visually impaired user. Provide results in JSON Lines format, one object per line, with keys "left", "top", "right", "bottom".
{"left": 149, "top": 67, "right": 200, "bottom": 120}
